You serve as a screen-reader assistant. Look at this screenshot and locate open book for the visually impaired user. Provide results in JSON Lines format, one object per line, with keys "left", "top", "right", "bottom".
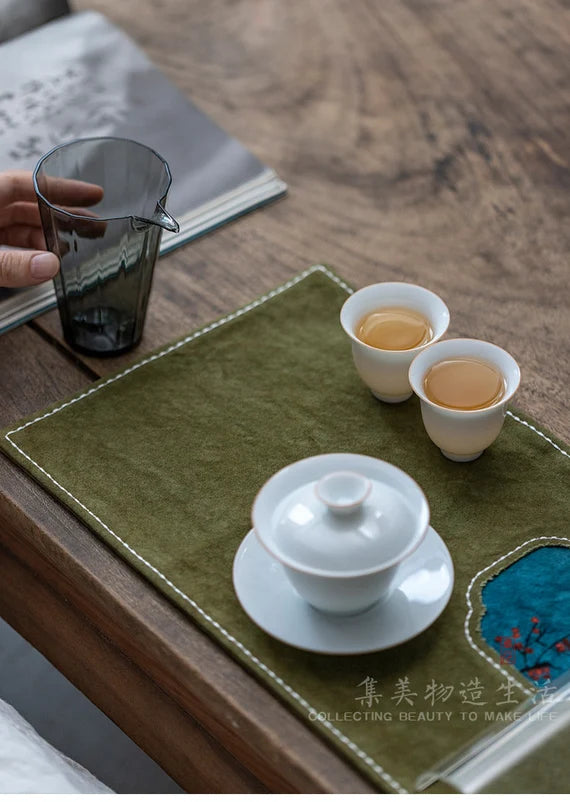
{"left": 0, "top": 8, "right": 286, "bottom": 334}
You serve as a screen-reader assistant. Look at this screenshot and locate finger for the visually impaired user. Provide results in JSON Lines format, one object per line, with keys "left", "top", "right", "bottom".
{"left": 56, "top": 208, "right": 108, "bottom": 238}
{"left": 0, "top": 248, "right": 59, "bottom": 287}
{"left": 39, "top": 175, "right": 104, "bottom": 206}
{"left": 58, "top": 205, "right": 105, "bottom": 219}
{"left": 1, "top": 225, "right": 46, "bottom": 250}
{"left": 0, "top": 200, "right": 106, "bottom": 229}
{"left": 0, "top": 225, "right": 47, "bottom": 251}
{"left": 0, "top": 201, "right": 42, "bottom": 229}
{"left": 0, "top": 170, "right": 104, "bottom": 208}
{"left": 0, "top": 171, "right": 37, "bottom": 205}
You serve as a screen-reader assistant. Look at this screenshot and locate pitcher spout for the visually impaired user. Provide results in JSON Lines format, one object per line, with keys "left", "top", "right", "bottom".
{"left": 152, "top": 204, "right": 179, "bottom": 233}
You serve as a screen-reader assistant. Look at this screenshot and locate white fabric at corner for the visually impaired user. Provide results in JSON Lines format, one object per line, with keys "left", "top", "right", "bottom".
{"left": 0, "top": 698, "right": 113, "bottom": 793}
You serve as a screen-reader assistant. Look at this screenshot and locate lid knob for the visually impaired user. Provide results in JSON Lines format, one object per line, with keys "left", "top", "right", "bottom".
{"left": 315, "top": 471, "right": 372, "bottom": 516}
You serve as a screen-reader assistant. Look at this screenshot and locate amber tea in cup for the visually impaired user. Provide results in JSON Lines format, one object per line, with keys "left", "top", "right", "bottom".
{"left": 409, "top": 339, "right": 520, "bottom": 461}
{"left": 423, "top": 357, "right": 506, "bottom": 411}
{"left": 340, "top": 283, "right": 450, "bottom": 403}
{"left": 356, "top": 306, "right": 433, "bottom": 351}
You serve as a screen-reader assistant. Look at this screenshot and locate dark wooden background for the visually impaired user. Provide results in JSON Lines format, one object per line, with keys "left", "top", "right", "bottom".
{"left": 1, "top": 0, "right": 569, "bottom": 792}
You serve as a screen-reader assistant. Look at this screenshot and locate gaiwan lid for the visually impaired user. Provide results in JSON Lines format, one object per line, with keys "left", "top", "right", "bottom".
{"left": 252, "top": 453, "right": 429, "bottom": 576}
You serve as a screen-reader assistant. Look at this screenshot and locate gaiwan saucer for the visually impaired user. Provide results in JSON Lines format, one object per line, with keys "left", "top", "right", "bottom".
{"left": 233, "top": 526, "right": 454, "bottom": 655}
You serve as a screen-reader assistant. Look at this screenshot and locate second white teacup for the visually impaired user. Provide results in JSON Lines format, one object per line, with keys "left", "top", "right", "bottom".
{"left": 340, "top": 282, "right": 450, "bottom": 403}
{"left": 409, "top": 338, "right": 521, "bottom": 462}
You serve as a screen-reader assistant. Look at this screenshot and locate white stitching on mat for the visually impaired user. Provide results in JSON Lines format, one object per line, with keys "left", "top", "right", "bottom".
{"left": 5, "top": 264, "right": 569, "bottom": 792}
{"left": 506, "top": 411, "right": 570, "bottom": 459}
{"left": 5, "top": 265, "right": 406, "bottom": 794}
{"left": 464, "top": 534, "right": 570, "bottom": 694}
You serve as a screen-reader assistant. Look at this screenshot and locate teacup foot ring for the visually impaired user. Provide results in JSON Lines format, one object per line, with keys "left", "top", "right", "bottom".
{"left": 309, "top": 598, "right": 383, "bottom": 617}
{"left": 441, "top": 449, "right": 483, "bottom": 462}
{"left": 372, "top": 390, "right": 413, "bottom": 404}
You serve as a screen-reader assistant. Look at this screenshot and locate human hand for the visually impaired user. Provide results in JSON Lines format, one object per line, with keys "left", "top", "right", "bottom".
{"left": 0, "top": 170, "right": 103, "bottom": 288}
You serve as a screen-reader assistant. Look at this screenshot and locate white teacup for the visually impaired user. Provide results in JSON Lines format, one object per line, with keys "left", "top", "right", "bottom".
{"left": 252, "top": 453, "right": 430, "bottom": 615}
{"left": 408, "top": 339, "right": 521, "bottom": 462}
{"left": 340, "top": 282, "right": 450, "bottom": 402}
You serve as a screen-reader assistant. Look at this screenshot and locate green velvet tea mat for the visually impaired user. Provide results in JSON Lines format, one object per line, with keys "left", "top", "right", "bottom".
{"left": 3, "top": 266, "right": 569, "bottom": 793}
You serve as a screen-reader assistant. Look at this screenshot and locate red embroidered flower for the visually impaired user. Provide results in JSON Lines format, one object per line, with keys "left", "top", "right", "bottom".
{"left": 525, "top": 647, "right": 534, "bottom": 654}
{"left": 503, "top": 637, "right": 513, "bottom": 647}
{"left": 528, "top": 668, "right": 541, "bottom": 680}
{"left": 532, "top": 627, "right": 540, "bottom": 634}
{"left": 495, "top": 636, "right": 502, "bottom": 643}
{"left": 528, "top": 666, "right": 550, "bottom": 680}
{"left": 531, "top": 616, "right": 539, "bottom": 623}
{"left": 555, "top": 642, "right": 565, "bottom": 652}
{"left": 512, "top": 627, "right": 521, "bottom": 638}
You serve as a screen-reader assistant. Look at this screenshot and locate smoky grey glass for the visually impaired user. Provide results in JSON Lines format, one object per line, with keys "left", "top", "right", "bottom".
{"left": 34, "top": 137, "right": 179, "bottom": 355}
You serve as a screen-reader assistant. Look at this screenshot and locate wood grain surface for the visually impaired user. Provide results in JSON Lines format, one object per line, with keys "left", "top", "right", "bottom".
{"left": 0, "top": 543, "right": 269, "bottom": 794}
{"left": 38, "top": 0, "right": 570, "bottom": 442}
{"left": 1, "top": 0, "right": 569, "bottom": 792}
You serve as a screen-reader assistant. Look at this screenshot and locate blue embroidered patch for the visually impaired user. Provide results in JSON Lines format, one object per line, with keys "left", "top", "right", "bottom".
{"left": 481, "top": 545, "right": 570, "bottom": 685}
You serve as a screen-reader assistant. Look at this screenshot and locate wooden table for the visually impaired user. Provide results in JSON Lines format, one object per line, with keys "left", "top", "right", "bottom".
{"left": 1, "top": 0, "right": 569, "bottom": 792}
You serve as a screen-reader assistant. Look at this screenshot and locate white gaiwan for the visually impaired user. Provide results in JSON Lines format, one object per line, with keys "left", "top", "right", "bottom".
{"left": 252, "top": 453, "right": 430, "bottom": 615}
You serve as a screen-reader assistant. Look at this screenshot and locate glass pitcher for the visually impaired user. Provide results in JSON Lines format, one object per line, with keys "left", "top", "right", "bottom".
{"left": 34, "top": 137, "right": 179, "bottom": 355}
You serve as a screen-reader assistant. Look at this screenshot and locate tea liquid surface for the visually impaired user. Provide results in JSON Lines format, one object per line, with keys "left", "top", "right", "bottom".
{"left": 424, "top": 357, "right": 505, "bottom": 410}
{"left": 356, "top": 306, "right": 433, "bottom": 351}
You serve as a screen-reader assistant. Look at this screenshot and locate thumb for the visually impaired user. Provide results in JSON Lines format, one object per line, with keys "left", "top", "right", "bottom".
{"left": 0, "top": 249, "right": 59, "bottom": 288}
